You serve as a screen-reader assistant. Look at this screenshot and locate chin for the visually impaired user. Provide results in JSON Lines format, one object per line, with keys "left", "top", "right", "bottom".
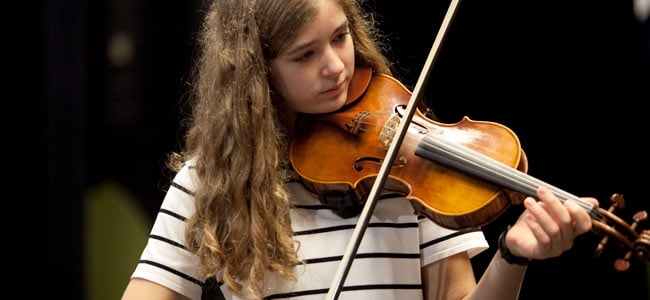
{"left": 329, "top": 97, "right": 348, "bottom": 112}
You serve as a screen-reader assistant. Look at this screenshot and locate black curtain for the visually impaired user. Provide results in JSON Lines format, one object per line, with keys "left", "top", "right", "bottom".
{"left": 38, "top": 0, "right": 648, "bottom": 299}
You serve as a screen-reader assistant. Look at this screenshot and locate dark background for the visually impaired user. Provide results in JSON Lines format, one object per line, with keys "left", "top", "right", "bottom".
{"left": 33, "top": 0, "right": 649, "bottom": 299}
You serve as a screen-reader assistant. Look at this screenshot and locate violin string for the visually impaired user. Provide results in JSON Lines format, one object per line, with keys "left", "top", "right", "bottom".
{"left": 414, "top": 133, "right": 602, "bottom": 221}
{"left": 374, "top": 112, "right": 601, "bottom": 221}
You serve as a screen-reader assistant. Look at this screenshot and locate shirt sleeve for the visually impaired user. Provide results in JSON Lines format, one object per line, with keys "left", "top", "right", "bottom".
{"left": 418, "top": 217, "right": 489, "bottom": 267}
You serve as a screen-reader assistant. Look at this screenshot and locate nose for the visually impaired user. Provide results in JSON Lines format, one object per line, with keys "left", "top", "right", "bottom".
{"left": 320, "top": 46, "right": 345, "bottom": 78}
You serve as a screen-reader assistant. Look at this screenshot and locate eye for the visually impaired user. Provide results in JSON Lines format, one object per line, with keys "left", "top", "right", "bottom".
{"left": 333, "top": 31, "right": 350, "bottom": 43}
{"left": 294, "top": 50, "right": 315, "bottom": 62}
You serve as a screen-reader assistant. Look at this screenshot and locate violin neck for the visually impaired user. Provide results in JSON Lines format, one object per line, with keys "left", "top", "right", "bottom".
{"left": 415, "top": 133, "right": 601, "bottom": 221}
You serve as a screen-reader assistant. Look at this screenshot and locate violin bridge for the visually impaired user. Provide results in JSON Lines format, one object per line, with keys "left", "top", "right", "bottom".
{"left": 380, "top": 113, "right": 400, "bottom": 149}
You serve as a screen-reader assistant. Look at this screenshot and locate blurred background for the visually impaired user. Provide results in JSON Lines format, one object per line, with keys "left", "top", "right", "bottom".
{"left": 32, "top": 0, "right": 649, "bottom": 299}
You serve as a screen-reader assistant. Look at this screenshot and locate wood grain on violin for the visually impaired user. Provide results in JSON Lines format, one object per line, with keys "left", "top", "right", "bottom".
{"left": 291, "top": 66, "right": 527, "bottom": 229}
{"left": 289, "top": 67, "right": 649, "bottom": 269}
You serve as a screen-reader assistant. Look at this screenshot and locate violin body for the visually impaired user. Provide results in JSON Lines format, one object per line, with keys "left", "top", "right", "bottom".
{"left": 290, "top": 67, "right": 649, "bottom": 269}
{"left": 290, "top": 67, "right": 528, "bottom": 229}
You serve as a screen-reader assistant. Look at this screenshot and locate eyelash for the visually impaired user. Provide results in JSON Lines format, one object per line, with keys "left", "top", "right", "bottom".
{"left": 334, "top": 31, "right": 350, "bottom": 43}
{"left": 295, "top": 52, "right": 313, "bottom": 62}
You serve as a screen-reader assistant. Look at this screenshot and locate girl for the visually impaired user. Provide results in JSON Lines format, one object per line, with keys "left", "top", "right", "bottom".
{"left": 122, "top": 0, "right": 597, "bottom": 299}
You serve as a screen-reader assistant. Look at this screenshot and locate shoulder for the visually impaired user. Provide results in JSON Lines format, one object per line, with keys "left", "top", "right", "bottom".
{"left": 129, "top": 158, "right": 203, "bottom": 299}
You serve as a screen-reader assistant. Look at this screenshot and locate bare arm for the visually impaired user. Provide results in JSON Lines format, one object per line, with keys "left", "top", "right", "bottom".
{"left": 421, "top": 252, "right": 476, "bottom": 300}
{"left": 422, "top": 251, "right": 526, "bottom": 300}
{"left": 122, "top": 278, "right": 191, "bottom": 300}
{"left": 423, "top": 186, "right": 596, "bottom": 300}
{"left": 466, "top": 251, "right": 527, "bottom": 300}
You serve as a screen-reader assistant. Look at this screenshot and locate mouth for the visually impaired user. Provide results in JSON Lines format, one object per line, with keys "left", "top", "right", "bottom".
{"left": 322, "top": 79, "right": 347, "bottom": 95}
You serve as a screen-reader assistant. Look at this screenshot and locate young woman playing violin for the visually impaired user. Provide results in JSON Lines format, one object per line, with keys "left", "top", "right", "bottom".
{"left": 122, "top": 0, "right": 599, "bottom": 299}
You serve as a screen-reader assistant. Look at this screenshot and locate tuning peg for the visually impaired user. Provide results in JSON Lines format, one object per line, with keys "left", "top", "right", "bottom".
{"left": 614, "top": 254, "right": 631, "bottom": 271}
{"left": 594, "top": 194, "right": 626, "bottom": 257}
{"left": 632, "top": 229, "right": 650, "bottom": 261}
{"left": 609, "top": 193, "right": 625, "bottom": 210}
{"left": 613, "top": 210, "right": 647, "bottom": 271}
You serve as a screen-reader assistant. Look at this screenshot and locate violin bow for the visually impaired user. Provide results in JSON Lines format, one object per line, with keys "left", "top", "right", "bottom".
{"left": 326, "top": 0, "right": 463, "bottom": 298}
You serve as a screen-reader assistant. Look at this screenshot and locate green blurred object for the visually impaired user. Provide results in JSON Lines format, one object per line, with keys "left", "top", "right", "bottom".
{"left": 85, "top": 181, "right": 151, "bottom": 300}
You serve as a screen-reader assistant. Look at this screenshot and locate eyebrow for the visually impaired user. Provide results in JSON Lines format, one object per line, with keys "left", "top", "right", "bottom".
{"left": 284, "top": 20, "right": 349, "bottom": 57}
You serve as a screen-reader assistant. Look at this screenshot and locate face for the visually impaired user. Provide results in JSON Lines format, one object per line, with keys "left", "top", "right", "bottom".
{"left": 270, "top": 0, "right": 355, "bottom": 115}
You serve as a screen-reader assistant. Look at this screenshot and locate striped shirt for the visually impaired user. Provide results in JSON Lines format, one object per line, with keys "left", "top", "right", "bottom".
{"left": 130, "top": 162, "right": 488, "bottom": 299}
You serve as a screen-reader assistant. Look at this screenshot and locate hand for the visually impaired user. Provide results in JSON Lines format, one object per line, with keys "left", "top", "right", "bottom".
{"left": 504, "top": 186, "right": 598, "bottom": 260}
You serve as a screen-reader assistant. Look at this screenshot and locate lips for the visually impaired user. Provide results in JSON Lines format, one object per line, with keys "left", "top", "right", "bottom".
{"left": 322, "top": 78, "right": 347, "bottom": 95}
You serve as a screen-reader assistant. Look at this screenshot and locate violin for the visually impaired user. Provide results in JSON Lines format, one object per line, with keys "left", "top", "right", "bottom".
{"left": 290, "top": 66, "right": 650, "bottom": 270}
{"left": 292, "top": 66, "right": 527, "bottom": 228}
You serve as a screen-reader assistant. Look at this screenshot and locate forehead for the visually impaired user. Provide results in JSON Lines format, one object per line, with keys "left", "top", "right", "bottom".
{"left": 292, "top": 0, "right": 347, "bottom": 40}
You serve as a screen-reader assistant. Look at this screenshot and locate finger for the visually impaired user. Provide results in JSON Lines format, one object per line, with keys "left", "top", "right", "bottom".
{"left": 522, "top": 197, "right": 554, "bottom": 246}
{"left": 564, "top": 199, "right": 593, "bottom": 234}
{"left": 536, "top": 187, "right": 572, "bottom": 228}
{"left": 537, "top": 188, "right": 585, "bottom": 248}
{"left": 583, "top": 197, "right": 600, "bottom": 207}
{"left": 527, "top": 188, "right": 578, "bottom": 252}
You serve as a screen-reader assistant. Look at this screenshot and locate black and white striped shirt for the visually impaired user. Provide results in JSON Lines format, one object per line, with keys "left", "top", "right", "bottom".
{"left": 130, "top": 162, "right": 488, "bottom": 299}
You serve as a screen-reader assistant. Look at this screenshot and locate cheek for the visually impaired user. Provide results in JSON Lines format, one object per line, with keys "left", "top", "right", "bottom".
{"left": 278, "top": 70, "right": 320, "bottom": 111}
{"left": 345, "top": 46, "right": 356, "bottom": 66}
{"left": 271, "top": 69, "right": 299, "bottom": 105}
{"left": 340, "top": 41, "right": 356, "bottom": 69}
{"left": 282, "top": 92, "right": 312, "bottom": 113}
{"left": 277, "top": 80, "right": 312, "bottom": 112}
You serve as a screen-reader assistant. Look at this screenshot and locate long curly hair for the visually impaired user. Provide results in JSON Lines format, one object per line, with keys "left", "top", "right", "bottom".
{"left": 170, "top": 0, "right": 392, "bottom": 298}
